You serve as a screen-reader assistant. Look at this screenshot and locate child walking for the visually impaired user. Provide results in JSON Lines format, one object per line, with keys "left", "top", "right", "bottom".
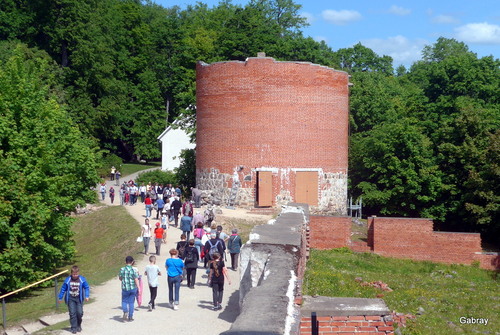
{"left": 144, "top": 255, "right": 161, "bottom": 311}
{"left": 208, "top": 252, "right": 231, "bottom": 311}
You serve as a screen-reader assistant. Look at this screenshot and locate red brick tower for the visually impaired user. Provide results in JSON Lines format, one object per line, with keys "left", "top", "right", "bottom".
{"left": 196, "top": 54, "right": 350, "bottom": 214}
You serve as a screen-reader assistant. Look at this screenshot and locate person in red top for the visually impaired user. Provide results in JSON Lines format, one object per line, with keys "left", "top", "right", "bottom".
{"left": 153, "top": 222, "right": 164, "bottom": 256}
{"left": 145, "top": 194, "right": 153, "bottom": 218}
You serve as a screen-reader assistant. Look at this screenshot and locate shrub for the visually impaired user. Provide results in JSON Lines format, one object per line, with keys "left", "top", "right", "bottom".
{"left": 136, "top": 169, "right": 177, "bottom": 186}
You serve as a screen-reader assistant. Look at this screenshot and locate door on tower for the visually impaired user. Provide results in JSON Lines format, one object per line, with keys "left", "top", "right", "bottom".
{"left": 257, "top": 171, "right": 272, "bottom": 207}
{"left": 295, "top": 171, "right": 318, "bottom": 206}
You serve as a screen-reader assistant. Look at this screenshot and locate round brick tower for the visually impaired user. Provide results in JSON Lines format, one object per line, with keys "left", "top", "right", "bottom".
{"left": 196, "top": 54, "right": 350, "bottom": 214}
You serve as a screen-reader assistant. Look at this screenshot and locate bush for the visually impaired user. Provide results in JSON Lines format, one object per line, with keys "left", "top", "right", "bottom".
{"left": 97, "top": 153, "right": 123, "bottom": 178}
{"left": 136, "top": 169, "right": 177, "bottom": 186}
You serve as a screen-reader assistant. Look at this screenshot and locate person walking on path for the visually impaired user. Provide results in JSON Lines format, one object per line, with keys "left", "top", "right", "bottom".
{"left": 184, "top": 239, "right": 199, "bottom": 289}
{"left": 144, "top": 194, "right": 152, "bottom": 218}
{"left": 191, "top": 187, "right": 202, "bottom": 208}
{"left": 208, "top": 253, "right": 231, "bottom": 311}
{"left": 58, "top": 265, "right": 90, "bottom": 334}
{"left": 141, "top": 219, "right": 152, "bottom": 255}
{"left": 180, "top": 214, "right": 193, "bottom": 241}
{"left": 227, "top": 229, "right": 242, "bottom": 271}
{"left": 119, "top": 256, "right": 139, "bottom": 322}
{"left": 144, "top": 255, "right": 161, "bottom": 311}
{"left": 109, "top": 186, "right": 115, "bottom": 204}
{"left": 155, "top": 197, "right": 165, "bottom": 219}
{"left": 153, "top": 222, "right": 164, "bottom": 256}
{"left": 165, "top": 248, "right": 184, "bottom": 310}
{"left": 170, "top": 197, "right": 182, "bottom": 228}
{"left": 99, "top": 183, "right": 106, "bottom": 201}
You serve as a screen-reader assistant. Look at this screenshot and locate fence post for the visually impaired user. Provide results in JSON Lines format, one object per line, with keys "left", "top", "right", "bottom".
{"left": 311, "top": 311, "right": 318, "bottom": 335}
{"left": 55, "top": 278, "right": 59, "bottom": 310}
{"left": 2, "top": 298, "right": 6, "bottom": 330}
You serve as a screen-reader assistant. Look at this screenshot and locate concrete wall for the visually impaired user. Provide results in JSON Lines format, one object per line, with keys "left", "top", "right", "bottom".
{"left": 196, "top": 55, "right": 349, "bottom": 213}
{"left": 222, "top": 205, "right": 308, "bottom": 335}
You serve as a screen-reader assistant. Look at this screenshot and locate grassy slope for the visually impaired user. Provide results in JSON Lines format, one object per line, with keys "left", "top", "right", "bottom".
{"left": 304, "top": 248, "right": 499, "bottom": 335}
{"left": 2, "top": 206, "right": 141, "bottom": 328}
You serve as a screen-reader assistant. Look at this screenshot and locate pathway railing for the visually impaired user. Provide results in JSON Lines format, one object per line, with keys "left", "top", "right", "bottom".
{"left": 0, "top": 270, "right": 68, "bottom": 330}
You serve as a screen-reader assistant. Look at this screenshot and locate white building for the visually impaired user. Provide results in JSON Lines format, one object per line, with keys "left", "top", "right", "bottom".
{"left": 157, "top": 120, "right": 196, "bottom": 171}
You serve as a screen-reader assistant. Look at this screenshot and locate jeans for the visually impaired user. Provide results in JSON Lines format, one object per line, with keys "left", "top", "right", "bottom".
{"left": 145, "top": 205, "right": 152, "bottom": 218}
{"left": 121, "top": 288, "right": 137, "bottom": 318}
{"left": 68, "top": 296, "right": 83, "bottom": 331}
{"left": 173, "top": 210, "right": 180, "bottom": 227}
{"left": 167, "top": 275, "right": 182, "bottom": 305}
{"left": 143, "top": 237, "right": 150, "bottom": 254}
{"left": 154, "top": 238, "right": 162, "bottom": 255}
{"left": 212, "top": 282, "right": 224, "bottom": 306}
{"left": 194, "top": 239, "right": 203, "bottom": 258}
{"left": 100, "top": 192, "right": 105, "bottom": 201}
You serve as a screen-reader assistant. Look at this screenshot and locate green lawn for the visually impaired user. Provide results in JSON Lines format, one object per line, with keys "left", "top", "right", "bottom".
{"left": 1, "top": 206, "right": 142, "bottom": 328}
{"left": 119, "top": 163, "right": 160, "bottom": 178}
{"left": 303, "top": 248, "right": 499, "bottom": 334}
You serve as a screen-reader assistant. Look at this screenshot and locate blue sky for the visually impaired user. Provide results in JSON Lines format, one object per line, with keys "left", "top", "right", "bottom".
{"left": 153, "top": 0, "right": 500, "bottom": 67}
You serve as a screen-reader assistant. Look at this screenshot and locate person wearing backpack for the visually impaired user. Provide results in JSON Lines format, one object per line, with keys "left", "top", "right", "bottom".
{"left": 203, "top": 233, "right": 224, "bottom": 268}
{"left": 227, "top": 229, "right": 243, "bottom": 271}
{"left": 208, "top": 252, "right": 231, "bottom": 311}
{"left": 184, "top": 239, "right": 199, "bottom": 289}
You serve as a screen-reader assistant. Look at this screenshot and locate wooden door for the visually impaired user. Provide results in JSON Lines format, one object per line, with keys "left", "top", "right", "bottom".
{"left": 257, "top": 171, "right": 273, "bottom": 207}
{"left": 295, "top": 171, "right": 318, "bottom": 206}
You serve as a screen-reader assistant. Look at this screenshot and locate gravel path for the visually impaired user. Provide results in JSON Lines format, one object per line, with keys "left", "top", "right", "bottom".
{"left": 56, "top": 170, "right": 246, "bottom": 335}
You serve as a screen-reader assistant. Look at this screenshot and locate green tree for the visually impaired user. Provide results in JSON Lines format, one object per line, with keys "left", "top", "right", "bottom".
{"left": 350, "top": 119, "right": 444, "bottom": 219}
{"left": 335, "top": 43, "right": 394, "bottom": 75}
{"left": 0, "top": 43, "right": 99, "bottom": 293}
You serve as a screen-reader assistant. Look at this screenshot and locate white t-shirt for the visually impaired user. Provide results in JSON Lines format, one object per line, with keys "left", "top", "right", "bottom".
{"left": 142, "top": 224, "right": 152, "bottom": 238}
{"left": 145, "top": 264, "right": 160, "bottom": 287}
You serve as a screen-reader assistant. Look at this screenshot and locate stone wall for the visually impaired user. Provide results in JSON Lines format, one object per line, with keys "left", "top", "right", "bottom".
{"left": 221, "top": 205, "right": 308, "bottom": 335}
{"left": 197, "top": 167, "right": 347, "bottom": 214}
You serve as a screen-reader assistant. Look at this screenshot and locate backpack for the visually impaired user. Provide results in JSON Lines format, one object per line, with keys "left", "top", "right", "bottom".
{"left": 178, "top": 241, "right": 187, "bottom": 259}
{"left": 185, "top": 247, "right": 196, "bottom": 263}
{"left": 208, "top": 240, "right": 220, "bottom": 258}
{"left": 184, "top": 202, "right": 192, "bottom": 216}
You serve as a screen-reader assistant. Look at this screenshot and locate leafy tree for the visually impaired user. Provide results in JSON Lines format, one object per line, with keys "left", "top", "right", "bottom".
{"left": 0, "top": 43, "right": 99, "bottom": 293}
{"left": 350, "top": 119, "right": 444, "bottom": 219}
{"left": 335, "top": 43, "right": 393, "bottom": 75}
{"left": 175, "top": 148, "right": 196, "bottom": 192}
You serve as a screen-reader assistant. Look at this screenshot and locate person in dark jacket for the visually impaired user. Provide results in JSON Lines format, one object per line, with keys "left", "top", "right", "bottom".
{"left": 184, "top": 239, "right": 200, "bottom": 289}
{"left": 170, "top": 197, "right": 182, "bottom": 227}
{"left": 58, "top": 266, "right": 90, "bottom": 334}
{"left": 227, "top": 228, "right": 242, "bottom": 271}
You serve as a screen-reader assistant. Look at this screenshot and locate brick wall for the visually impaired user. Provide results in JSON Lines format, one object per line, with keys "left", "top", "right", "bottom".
{"left": 309, "top": 215, "right": 350, "bottom": 249}
{"left": 300, "top": 315, "right": 394, "bottom": 335}
{"left": 367, "top": 217, "right": 498, "bottom": 270}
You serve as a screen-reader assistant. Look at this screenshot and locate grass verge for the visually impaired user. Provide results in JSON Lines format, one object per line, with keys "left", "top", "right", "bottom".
{"left": 119, "top": 163, "right": 160, "bottom": 178}
{"left": 2, "top": 206, "right": 142, "bottom": 329}
{"left": 303, "top": 248, "right": 499, "bottom": 335}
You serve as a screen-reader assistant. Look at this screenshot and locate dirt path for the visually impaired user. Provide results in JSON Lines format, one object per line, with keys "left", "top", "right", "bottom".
{"left": 49, "top": 171, "right": 271, "bottom": 335}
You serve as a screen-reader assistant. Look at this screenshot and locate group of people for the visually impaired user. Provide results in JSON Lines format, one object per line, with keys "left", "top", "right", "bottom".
{"left": 137, "top": 210, "right": 243, "bottom": 314}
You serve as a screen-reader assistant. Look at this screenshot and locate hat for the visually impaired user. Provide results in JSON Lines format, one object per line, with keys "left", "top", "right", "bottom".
{"left": 125, "top": 256, "right": 134, "bottom": 264}
{"left": 155, "top": 222, "right": 160, "bottom": 226}
{"left": 205, "top": 227, "right": 211, "bottom": 233}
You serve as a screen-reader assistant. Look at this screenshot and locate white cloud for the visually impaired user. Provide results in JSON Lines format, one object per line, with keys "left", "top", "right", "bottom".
{"left": 432, "top": 15, "right": 459, "bottom": 24}
{"left": 360, "top": 35, "right": 429, "bottom": 67}
{"left": 301, "top": 11, "right": 316, "bottom": 25}
{"left": 314, "top": 36, "right": 329, "bottom": 43}
{"left": 322, "top": 10, "right": 362, "bottom": 26}
{"left": 455, "top": 22, "right": 500, "bottom": 44}
{"left": 388, "top": 5, "right": 411, "bottom": 16}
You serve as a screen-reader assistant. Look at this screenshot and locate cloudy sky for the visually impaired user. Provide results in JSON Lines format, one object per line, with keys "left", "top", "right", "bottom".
{"left": 154, "top": 0, "right": 500, "bottom": 67}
